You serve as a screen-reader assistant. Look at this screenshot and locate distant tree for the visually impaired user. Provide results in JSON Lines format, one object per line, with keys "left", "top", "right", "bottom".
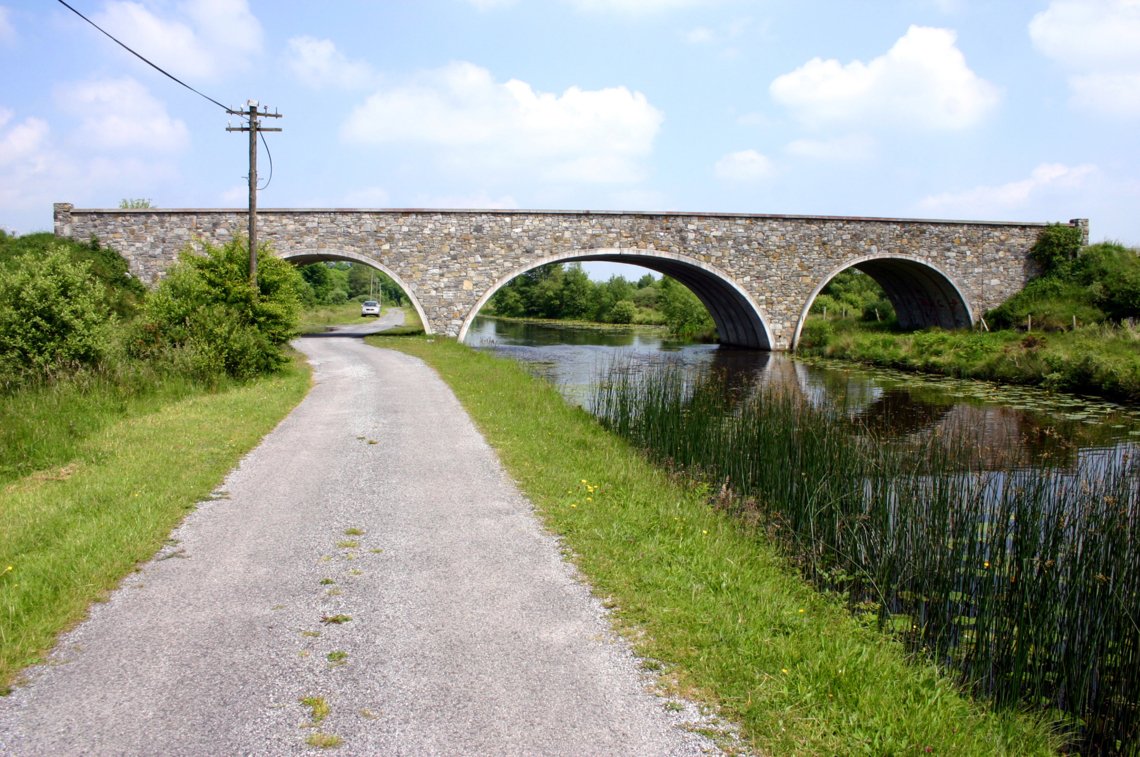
{"left": 119, "top": 198, "right": 154, "bottom": 209}
{"left": 609, "top": 299, "right": 637, "bottom": 324}
{"left": 559, "top": 264, "right": 593, "bottom": 319}
{"left": 299, "top": 263, "right": 335, "bottom": 306}
{"left": 593, "top": 276, "right": 634, "bottom": 321}
{"left": 660, "top": 277, "right": 715, "bottom": 339}
{"left": 636, "top": 273, "right": 656, "bottom": 289}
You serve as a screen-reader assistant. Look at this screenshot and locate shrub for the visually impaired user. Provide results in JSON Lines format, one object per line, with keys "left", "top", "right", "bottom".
{"left": 1030, "top": 223, "right": 1083, "bottom": 275}
{"left": 130, "top": 239, "right": 304, "bottom": 380}
{"left": 0, "top": 246, "right": 114, "bottom": 387}
{"left": 1074, "top": 242, "right": 1140, "bottom": 320}
{"left": 1030, "top": 222, "right": 1080, "bottom": 274}
{"left": 607, "top": 299, "right": 637, "bottom": 324}
{"left": 1, "top": 232, "right": 145, "bottom": 318}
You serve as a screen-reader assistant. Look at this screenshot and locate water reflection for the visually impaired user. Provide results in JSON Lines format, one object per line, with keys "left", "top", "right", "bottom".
{"left": 467, "top": 315, "right": 1140, "bottom": 471}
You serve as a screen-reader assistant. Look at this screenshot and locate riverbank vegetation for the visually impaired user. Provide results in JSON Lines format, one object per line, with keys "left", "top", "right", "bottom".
{"left": 487, "top": 263, "right": 717, "bottom": 340}
{"left": 371, "top": 334, "right": 1062, "bottom": 755}
{"left": 0, "top": 231, "right": 312, "bottom": 688}
{"left": 594, "top": 360, "right": 1138, "bottom": 754}
{"left": 801, "top": 227, "right": 1140, "bottom": 402}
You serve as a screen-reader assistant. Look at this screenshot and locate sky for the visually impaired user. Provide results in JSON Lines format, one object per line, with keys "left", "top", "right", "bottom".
{"left": 2, "top": 0, "right": 1139, "bottom": 281}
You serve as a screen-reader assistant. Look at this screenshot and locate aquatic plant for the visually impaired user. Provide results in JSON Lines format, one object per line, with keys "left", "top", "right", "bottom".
{"left": 595, "top": 361, "right": 1140, "bottom": 753}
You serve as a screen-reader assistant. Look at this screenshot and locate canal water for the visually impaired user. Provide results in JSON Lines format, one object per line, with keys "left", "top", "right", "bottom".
{"left": 467, "top": 315, "right": 1140, "bottom": 473}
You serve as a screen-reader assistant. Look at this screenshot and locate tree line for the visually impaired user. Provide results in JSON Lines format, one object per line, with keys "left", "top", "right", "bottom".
{"left": 487, "top": 263, "right": 717, "bottom": 340}
{"left": 297, "top": 261, "right": 406, "bottom": 308}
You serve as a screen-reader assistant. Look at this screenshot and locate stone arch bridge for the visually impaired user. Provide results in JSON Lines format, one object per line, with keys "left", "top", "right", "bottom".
{"left": 54, "top": 203, "right": 1086, "bottom": 350}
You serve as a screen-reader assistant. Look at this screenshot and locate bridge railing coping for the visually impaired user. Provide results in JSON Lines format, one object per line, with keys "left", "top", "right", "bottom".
{"left": 54, "top": 203, "right": 1079, "bottom": 230}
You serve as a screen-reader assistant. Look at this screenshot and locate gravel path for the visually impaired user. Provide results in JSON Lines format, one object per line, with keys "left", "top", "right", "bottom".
{"left": 0, "top": 334, "right": 722, "bottom": 755}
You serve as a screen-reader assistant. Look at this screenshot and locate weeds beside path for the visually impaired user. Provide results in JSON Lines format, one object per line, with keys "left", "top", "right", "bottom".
{"left": 798, "top": 320, "right": 1140, "bottom": 404}
{"left": 0, "top": 359, "right": 309, "bottom": 689}
{"left": 371, "top": 335, "right": 1061, "bottom": 756}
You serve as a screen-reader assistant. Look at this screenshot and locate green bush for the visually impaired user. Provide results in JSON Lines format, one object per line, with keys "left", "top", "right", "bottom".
{"left": 0, "top": 246, "right": 114, "bottom": 387}
{"left": 1, "top": 232, "right": 145, "bottom": 318}
{"left": 130, "top": 239, "right": 304, "bottom": 380}
{"left": 607, "top": 299, "right": 637, "bottom": 324}
{"left": 1073, "top": 242, "right": 1140, "bottom": 320}
{"left": 1029, "top": 223, "right": 1083, "bottom": 275}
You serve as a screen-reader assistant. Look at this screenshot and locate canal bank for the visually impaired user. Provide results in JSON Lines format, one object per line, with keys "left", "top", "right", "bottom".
{"left": 454, "top": 316, "right": 1140, "bottom": 753}
{"left": 372, "top": 333, "right": 1064, "bottom": 755}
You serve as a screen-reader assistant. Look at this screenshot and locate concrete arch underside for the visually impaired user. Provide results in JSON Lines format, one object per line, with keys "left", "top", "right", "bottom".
{"left": 278, "top": 249, "right": 432, "bottom": 334}
{"left": 459, "top": 250, "right": 774, "bottom": 350}
{"left": 793, "top": 256, "right": 973, "bottom": 348}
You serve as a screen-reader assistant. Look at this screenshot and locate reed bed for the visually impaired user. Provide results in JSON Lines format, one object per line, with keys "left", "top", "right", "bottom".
{"left": 594, "top": 361, "right": 1140, "bottom": 754}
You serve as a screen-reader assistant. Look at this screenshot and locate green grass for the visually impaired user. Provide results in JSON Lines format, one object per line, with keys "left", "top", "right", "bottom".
{"left": 368, "top": 334, "right": 1062, "bottom": 756}
{"left": 298, "top": 300, "right": 379, "bottom": 332}
{"left": 798, "top": 319, "right": 1140, "bottom": 403}
{"left": 377, "top": 304, "right": 424, "bottom": 336}
{"left": 0, "top": 357, "right": 310, "bottom": 690}
{"left": 595, "top": 360, "right": 1138, "bottom": 753}
{"left": 0, "top": 363, "right": 219, "bottom": 485}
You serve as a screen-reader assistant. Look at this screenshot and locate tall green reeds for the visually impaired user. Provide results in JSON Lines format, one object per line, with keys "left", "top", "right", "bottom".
{"left": 595, "top": 362, "right": 1140, "bottom": 753}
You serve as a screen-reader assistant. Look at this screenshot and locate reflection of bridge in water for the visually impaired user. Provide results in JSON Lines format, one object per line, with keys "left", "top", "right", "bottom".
{"left": 696, "top": 355, "right": 1132, "bottom": 472}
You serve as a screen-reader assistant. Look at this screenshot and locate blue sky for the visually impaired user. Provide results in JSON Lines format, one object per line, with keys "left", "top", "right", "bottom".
{"left": 3, "top": 0, "right": 1139, "bottom": 281}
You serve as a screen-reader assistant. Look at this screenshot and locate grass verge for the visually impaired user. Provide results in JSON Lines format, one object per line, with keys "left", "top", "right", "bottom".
{"left": 0, "top": 356, "right": 310, "bottom": 690}
{"left": 367, "top": 334, "right": 1061, "bottom": 755}
{"left": 798, "top": 319, "right": 1140, "bottom": 404}
{"left": 299, "top": 301, "right": 380, "bottom": 333}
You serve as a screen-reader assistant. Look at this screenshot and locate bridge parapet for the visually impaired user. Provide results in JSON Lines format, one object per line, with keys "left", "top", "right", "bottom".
{"left": 54, "top": 203, "right": 1083, "bottom": 350}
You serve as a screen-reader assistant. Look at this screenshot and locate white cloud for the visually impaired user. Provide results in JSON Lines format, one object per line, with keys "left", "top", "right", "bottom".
{"left": 714, "top": 149, "right": 774, "bottom": 181}
{"left": 769, "top": 25, "right": 1000, "bottom": 130}
{"left": 1030, "top": 0, "right": 1140, "bottom": 117}
{"left": 568, "top": 0, "right": 714, "bottom": 14}
{"left": 785, "top": 133, "right": 875, "bottom": 162}
{"left": 1069, "top": 71, "right": 1140, "bottom": 117}
{"left": 55, "top": 77, "right": 190, "bottom": 152}
{"left": 463, "top": 0, "right": 519, "bottom": 9}
{"left": 1030, "top": 0, "right": 1140, "bottom": 70}
{"left": 683, "top": 17, "right": 751, "bottom": 57}
{"left": 685, "top": 26, "right": 715, "bottom": 44}
{"left": 0, "top": 6, "right": 15, "bottom": 46}
{"left": 93, "top": 0, "right": 262, "bottom": 80}
{"left": 341, "top": 62, "right": 663, "bottom": 184}
{"left": 918, "top": 163, "right": 1097, "bottom": 214}
{"left": 286, "top": 37, "right": 377, "bottom": 90}
{"left": 0, "top": 110, "right": 50, "bottom": 168}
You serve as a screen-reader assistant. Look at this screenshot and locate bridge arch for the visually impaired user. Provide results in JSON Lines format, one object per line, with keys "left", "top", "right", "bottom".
{"left": 792, "top": 255, "right": 974, "bottom": 349}
{"left": 457, "top": 248, "right": 775, "bottom": 349}
{"left": 277, "top": 248, "right": 432, "bottom": 335}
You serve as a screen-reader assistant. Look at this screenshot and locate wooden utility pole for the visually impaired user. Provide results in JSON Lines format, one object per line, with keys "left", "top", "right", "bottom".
{"left": 226, "top": 101, "right": 282, "bottom": 283}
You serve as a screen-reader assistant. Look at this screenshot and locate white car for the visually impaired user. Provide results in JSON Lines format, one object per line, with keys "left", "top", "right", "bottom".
{"left": 360, "top": 300, "right": 381, "bottom": 317}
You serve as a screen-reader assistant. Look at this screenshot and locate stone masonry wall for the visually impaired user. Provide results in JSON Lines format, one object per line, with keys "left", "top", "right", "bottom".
{"left": 55, "top": 203, "right": 1082, "bottom": 350}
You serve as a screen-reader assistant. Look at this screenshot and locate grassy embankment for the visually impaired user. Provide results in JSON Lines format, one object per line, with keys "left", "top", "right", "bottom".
{"left": 798, "top": 231, "right": 1140, "bottom": 404}
{"left": 0, "top": 358, "right": 310, "bottom": 691}
{"left": 798, "top": 320, "right": 1140, "bottom": 404}
{"left": 369, "top": 334, "right": 1061, "bottom": 756}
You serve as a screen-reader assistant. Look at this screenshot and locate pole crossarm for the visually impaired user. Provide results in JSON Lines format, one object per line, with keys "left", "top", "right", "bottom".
{"left": 226, "top": 102, "right": 283, "bottom": 283}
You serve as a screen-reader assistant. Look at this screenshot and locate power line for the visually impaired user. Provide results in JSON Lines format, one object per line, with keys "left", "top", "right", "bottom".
{"left": 58, "top": 0, "right": 284, "bottom": 281}
{"left": 54, "top": 0, "right": 229, "bottom": 112}
{"left": 258, "top": 131, "right": 273, "bottom": 190}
